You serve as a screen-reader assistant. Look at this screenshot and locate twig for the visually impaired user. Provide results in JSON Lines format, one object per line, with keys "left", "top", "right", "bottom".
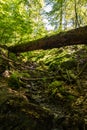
{"left": 20, "top": 76, "right": 62, "bottom": 82}
{"left": 76, "top": 62, "right": 87, "bottom": 77}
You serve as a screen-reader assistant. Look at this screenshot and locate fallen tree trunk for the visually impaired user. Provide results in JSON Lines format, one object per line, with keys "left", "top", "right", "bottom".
{"left": 8, "top": 25, "right": 87, "bottom": 53}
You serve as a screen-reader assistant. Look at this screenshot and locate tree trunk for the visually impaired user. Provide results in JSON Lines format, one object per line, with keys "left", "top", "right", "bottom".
{"left": 8, "top": 25, "right": 87, "bottom": 53}
{"left": 74, "top": 0, "right": 80, "bottom": 28}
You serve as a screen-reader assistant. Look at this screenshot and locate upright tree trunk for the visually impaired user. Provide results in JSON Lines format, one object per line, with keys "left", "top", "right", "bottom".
{"left": 74, "top": 0, "right": 79, "bottom": 28}
{"left": 59, "top": 0, "right": 63, "bottom": 30}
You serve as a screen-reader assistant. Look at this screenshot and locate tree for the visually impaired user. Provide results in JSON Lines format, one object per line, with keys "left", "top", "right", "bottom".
{"left": 1, "top": 0, "right": 87, "bottom": 52}
{"left": 44, "top": 0, "right": 87, "bottom": 31}
{"left": 74, "top": 0, "right": 79, "bottom": 28}
{"left": 8, "top": 25, "right": 87, "bottom": 53}
{"left": 0, "top": 0, "right": 46, "bottom": 45}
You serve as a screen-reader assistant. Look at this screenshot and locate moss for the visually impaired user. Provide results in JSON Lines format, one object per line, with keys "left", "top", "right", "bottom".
{"left": 59, "top": 86, "right": 66, "bottom": 93}
{"left": 60, "top": 59, "right": 77, "bottom": 70}
{"left": 7, "top": 73, "right": 20, "bottom": 89}
{"left": 49, "top": 81, "right": 63, "bottom": 88}
{"left": 48, "top": 81, "right": 64, "bottom": 96}
{"left": 66, "top": 95, "right": 75, "bottom": 101}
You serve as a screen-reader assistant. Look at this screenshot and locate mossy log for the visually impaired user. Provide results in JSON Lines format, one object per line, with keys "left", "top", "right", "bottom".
{"left": 8, "top": 25, "right": 87, "bottom": 53}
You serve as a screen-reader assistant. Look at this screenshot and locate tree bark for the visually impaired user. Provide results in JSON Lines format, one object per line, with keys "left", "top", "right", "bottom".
{"left": 8, "top": 25, "right": 87, "bottom": 53}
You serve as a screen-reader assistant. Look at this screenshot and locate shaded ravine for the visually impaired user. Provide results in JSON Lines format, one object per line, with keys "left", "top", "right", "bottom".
{"left": 23, "top": 78, "right": 87, "bottom": 130}
{"left": 0, "top": 50, "right": 87, "bottom": 130}
{"left": 25, "top": 83, "right": 66, "bottom": 130}
{"left": 0, "top": 75, "right": 87, "bottom": 130}
{"left": 20, "top": 82, "right": 60, "bottom": 129}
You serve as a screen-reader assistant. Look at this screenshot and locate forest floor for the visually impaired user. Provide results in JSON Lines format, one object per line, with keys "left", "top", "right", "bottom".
{"left": 0, "top": 45, "right": 87, "bottom": 130}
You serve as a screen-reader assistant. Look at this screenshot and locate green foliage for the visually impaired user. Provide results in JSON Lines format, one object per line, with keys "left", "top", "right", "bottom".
{"left": 66, "top": 95, "right": 75, "bottom": 101}
{"left": 9, "top": 52, "right": 17, "bottom": 61}
{"left": 58, "top": 86, "right": 66, "bottom": 93}
{"left": 0, "top": 0, "right": 46, "bottom": 46}
{"left": 45, "top": 0, "right": 87, "bottom": 31}
{"left": 8, "top": 72, "right": 20, "bottom": 89}
{"left": 0, "top": 0, "right": 87, "bottom": 47}
{"left": 49, "top": 81, "right": 65, "bottom": 94}
{"left": 0, "top": 0, "right": 87, "bottom": 46}
{"left": 60, "top": 59, "right": 77, "bottom": 70}
{"left": 48, "top": 80, "right": 63, "bottom": 96}
{"left": 49, "top": 80, "right": 63, "bottom": 88}
{"left": 21, "top": 72, "right": 31, "bottom": 78}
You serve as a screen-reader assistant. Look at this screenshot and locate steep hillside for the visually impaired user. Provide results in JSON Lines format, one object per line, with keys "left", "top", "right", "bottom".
{"left": 0, "top": 46, "right": 87, "bottom": 130}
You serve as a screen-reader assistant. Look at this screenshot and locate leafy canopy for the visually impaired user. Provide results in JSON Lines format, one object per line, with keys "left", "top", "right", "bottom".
{"left": 0, "top": 0, "right": 46, "bottom": 45}
{"left": 0, "top": 0, "right": 87, "bottom": 46}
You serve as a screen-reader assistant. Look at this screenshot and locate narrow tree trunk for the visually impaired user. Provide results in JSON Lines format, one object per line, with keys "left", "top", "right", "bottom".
{"left": 59, "top": 0, "right": 63, "bottom": 30}
{"left": 74, "top": 0, "right": 79, "bottom": 28}
{"left": 8, "top": 25, "right": 87, "bottom": 53}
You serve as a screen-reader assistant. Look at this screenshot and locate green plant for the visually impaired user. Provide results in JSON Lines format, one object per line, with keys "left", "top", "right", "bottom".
{"left": 48, "top": 80, "right": 63, "bottom": 96}
{"left": 49, "top": 80, "right": 63, "bottom": 88}
{"left": 59, "top": 86, "right": 66, "bottom": 93}
{"left": 8, "top": 73, "right": 20, "bottom": 89}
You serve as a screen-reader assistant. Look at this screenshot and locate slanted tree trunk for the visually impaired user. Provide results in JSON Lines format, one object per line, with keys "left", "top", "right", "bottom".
{"left": 8, "top": 25, "right": 87, "bottom": 53}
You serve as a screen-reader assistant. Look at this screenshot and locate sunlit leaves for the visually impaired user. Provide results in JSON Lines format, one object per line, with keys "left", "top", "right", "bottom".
{"left": 1, "top": 0, "right": 87, "bottom": 46}
{"left": 44, "top": 0, "right": 87, "bottom": 31}
{"left": 0, "top": 0, "right": 46, "bottom": 45}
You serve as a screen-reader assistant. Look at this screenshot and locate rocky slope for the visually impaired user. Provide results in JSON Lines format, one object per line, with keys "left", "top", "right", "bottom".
{"left": 0, "top": 46, "right": 87, "bottom": 130}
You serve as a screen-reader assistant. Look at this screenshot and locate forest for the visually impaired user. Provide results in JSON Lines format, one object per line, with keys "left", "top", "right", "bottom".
{"left": 0, "top": 0, "right": 87, "bottom": 130}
